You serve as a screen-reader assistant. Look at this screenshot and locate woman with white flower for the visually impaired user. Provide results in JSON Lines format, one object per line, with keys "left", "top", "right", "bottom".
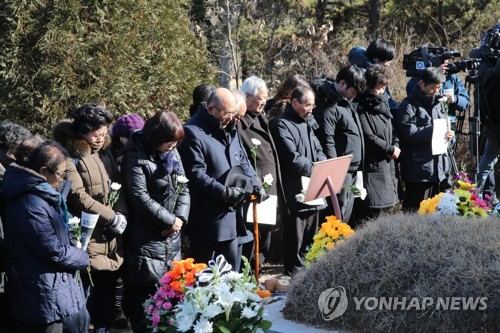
{"left": 53, "top": 103, "right": 127, "bottom": 333}
{"left": 121, "top": 110, "right": 190, "bottom": 332}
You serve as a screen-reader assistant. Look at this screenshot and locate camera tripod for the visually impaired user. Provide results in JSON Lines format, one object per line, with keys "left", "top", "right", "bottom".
{"left": 453, "top": 70, "right": 481, "bottom": 183}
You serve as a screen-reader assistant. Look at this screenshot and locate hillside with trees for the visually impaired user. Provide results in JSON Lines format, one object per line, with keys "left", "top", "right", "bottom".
{"left": 0, "top": 0, "right": 498, "bottom": 133}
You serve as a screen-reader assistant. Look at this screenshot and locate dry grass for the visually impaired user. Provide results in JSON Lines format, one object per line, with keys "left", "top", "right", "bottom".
{"left": 283, "top": 213, "right": 500, "bottom": 332}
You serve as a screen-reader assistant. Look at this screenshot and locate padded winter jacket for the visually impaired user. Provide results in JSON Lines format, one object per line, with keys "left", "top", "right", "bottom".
{"left": 53, "top": 120, "right": 127, "bottom": 271}
{"left": 2, "top": 164, "right": 88, "bottom": 325}
{"left": 121, "top": 132, "right": 190, "bottom": 287}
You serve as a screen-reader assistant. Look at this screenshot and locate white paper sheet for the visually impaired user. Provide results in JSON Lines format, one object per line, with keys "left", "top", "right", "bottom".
{"left": 246, "top": 195, "right": 278, "bottom": 225}
{"left": 432, "top": 118, "right": 449, "bottom": 155}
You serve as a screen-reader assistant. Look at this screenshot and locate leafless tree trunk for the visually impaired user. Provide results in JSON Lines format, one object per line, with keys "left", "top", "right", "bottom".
{"left": 368, "top": 0, "right": 382, "bottom": 39}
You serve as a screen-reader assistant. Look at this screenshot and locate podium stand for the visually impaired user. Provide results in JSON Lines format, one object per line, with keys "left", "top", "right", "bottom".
{"left": 303, "top": 155, "right": 352, "bottom": 221}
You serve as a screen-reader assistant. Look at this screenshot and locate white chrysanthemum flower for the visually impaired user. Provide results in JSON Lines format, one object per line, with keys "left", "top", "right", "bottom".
{"left": 193, "top": 317, "right": 213, "bottom": 333}
{"left": 175, "top": 301, "right": 198, "bottom": 332}
{"left": 177, "top": 175, "right": 189, "bottom": 184}
{"left": 246, "top": 291, "right": 262, "bottom": 303}
{"left": 68, "top": 216, "right": 80, "bottom": 225}
{"left": 359, "top": 188, "right": 367, "bottom": 200}
{"left": 241, "top": 306, "right": 258, "bottom": 319}
{"left": 251, "top": 138, "right": 262, "bottom": 146}
{"left": 110, "top": 182, "right": 122, "bottom": 191}
{"left": 263, "top": 173, "right": 274, "bottom": 186}
{"left": 201, "top": 303, "right": 223, "bottom": 319}
{"left": 295, "top": 192, "right": 305, "bottom": 203}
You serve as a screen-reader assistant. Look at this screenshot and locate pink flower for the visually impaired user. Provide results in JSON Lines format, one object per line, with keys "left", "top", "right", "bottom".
{"left": 147, "top": 305, "right": 154, "bottom": 315}
{"left": 152, "top": 312, "right": 160, "bottom": 327}
{"left": 155, "top": 299, "right": 163, "bottom": 307}
{"left": 163, "top": 302, "right": 172, "bottom": 310}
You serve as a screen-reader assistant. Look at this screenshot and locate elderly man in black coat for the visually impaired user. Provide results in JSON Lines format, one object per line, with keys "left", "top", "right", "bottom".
{"left": 179, "top": 87, "right": 262, "bottom": 271}
{"left": 271, "top": 86, "right": 327, "bottom": 276}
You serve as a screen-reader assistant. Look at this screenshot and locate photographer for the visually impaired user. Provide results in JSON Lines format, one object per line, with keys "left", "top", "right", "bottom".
{"left": 473, "top": 25, "right": 500, "bottom": 198}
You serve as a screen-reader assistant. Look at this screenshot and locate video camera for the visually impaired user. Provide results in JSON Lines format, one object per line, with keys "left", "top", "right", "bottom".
{"left": 402, "top": 45, "right": 481, "bottom": 77}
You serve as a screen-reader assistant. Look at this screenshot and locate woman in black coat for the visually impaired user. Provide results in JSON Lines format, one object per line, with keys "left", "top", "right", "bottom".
{"left": 357, "top": 64, "right": 400, "bottom": 220}
{"left": 121, "top": 110, "right": 189, "bottom": 333}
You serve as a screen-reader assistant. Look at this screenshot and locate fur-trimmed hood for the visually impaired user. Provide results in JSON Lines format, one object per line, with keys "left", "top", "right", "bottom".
{"left": 53, "top": 119, "right": 111, "bottom": 158}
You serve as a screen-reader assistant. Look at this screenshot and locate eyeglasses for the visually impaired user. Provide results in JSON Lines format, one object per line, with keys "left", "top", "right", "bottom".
{"left": 51, "top": 169, "right": 68, "bottom": 179}
{"left": 299, "top": 101, "right": 316, "bottom": 109}
{"left": 213, "top": 105, "right": 238, "bottom": 116}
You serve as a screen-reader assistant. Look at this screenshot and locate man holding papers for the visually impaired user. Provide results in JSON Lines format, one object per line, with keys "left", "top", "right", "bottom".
{"left": 271, "top": 86, "right": 327, "bottom": 276}
{"left": 396, "top": 67, "right": 454, "bottom": 212}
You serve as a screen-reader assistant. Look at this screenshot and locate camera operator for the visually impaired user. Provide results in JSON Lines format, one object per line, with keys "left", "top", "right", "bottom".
{"left": 472, "top": 25, "right": 500, "bottom": 200}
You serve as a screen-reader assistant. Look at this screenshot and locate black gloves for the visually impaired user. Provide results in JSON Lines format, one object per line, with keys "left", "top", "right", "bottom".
{"left": 253, "top": 185, "right": 269, "bottom": 204}
{"left": 223, "top": 187, "right": 246, "bottom": 206}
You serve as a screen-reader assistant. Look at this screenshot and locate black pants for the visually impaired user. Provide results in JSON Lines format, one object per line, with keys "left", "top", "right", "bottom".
{"left": 124, "top": 283, "right": 157, "bottom": 333}
{"left": 83, "top": 270, "right": 118, "bottom": 331}
{"left": 282, "top": 210, "right": 320, "bottom": 276}
{"left": 189, "top": 237, "right": 242, "bottom": 272}
{"left": 403, "top": 181, "right": 451, "bottom": 212}
{"left": 338, "top": 172, "right": 356, "bottom": 223}
{"left": 241, "top": 223, "right": 273, "bottom": 270}
{"left": 24, "top": 306, "right": 89, "bottom": 333}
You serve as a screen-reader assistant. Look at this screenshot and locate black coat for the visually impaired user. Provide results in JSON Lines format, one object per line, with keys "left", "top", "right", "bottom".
{"left": 238, "top": 112, "right": 282, "bottom": 198}
{"left": 357, "top": 92, "right": 399, "bottom": 208}
{"left": 271, "top": 104, "right": 327, "bottom": 214}
{"left": 178, "top": 106, "right": 258, "bottom": 242}
{"left": 396, "top": 86, "right": 450, "bottom": 183}
{"left": 311, "top": 77, "right": 365, "bottom": 173}
{"left": 121, "top": 132, "right": 190, "bottom": 287}
{"left": 2, "top": 164, "right": 88, "bottom": 324}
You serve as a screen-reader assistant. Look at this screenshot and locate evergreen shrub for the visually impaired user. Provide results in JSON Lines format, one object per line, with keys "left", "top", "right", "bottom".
{"left": 284, "top": 213, "right": 500, "bottom": 332}
{"left": 0, "top": 0, "right": 215, "bottom": 135}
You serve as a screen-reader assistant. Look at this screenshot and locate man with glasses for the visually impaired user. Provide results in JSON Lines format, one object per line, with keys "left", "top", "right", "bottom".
{"left": 238, "top": 76, "right": 282, "bottom": 271}
{"left": 179, "top": 87, "right": 261, "bottom": 271}
{"left": 271, "top": 86, "right": 327, "bottom": 275}
{"left": 311, "top": 65, "right": 366, "bottom": 224}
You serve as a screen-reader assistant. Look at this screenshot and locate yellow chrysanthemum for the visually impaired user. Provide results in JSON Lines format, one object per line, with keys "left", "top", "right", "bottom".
{"left": 454, "top": 189, "right": 471, "bottom": 203}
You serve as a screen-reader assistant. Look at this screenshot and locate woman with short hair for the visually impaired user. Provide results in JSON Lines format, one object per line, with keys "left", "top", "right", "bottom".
{"left": 53, "top": 103, "right": 127, "bottom": 333}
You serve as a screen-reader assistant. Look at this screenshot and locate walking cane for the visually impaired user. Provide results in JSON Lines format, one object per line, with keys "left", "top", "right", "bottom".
{"left": 251, "top": 195, "right": 260, "bottom": 282}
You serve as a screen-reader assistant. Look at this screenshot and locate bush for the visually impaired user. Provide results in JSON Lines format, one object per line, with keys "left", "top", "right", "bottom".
{"left": 0, "top": 0, "right": 216, "bottom": 135}
{"left": 284, "top": 213, "right": 500, "bottom": 332}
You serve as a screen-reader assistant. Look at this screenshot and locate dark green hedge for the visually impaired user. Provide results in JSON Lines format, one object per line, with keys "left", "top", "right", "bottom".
{"left": 0, "top": 0, "right": 216, "bottom": 135}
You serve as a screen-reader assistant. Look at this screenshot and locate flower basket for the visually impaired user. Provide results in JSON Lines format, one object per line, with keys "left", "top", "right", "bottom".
{"left": 146, "top": 256, "right": 272, "bottom": 333}
{"left": 305, "top": 215, "right": 355, "bottom": 265}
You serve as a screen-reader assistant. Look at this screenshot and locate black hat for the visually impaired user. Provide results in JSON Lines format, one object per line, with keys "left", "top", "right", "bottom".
{"left": 224, "top": 165, "right": 253, "bottom": 194}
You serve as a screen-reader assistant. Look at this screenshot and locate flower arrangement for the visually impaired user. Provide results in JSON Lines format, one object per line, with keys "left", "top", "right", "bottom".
{"left": 305, "top": 215, "right": 355, "bottom": 265}
{"left": 68, "top": 216, "right": 81, "bottom": 247}
{"left": 107, "top": 182, "right": 121, "bottom": 207}
{"left": 146, "top": 256, "right": 272, "bottom": 333}
{"left": 146, "top": 258, "right": 207, "bottom": 331}
{"left": 418, "top": 172, "right": 491, "bottom": 217}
